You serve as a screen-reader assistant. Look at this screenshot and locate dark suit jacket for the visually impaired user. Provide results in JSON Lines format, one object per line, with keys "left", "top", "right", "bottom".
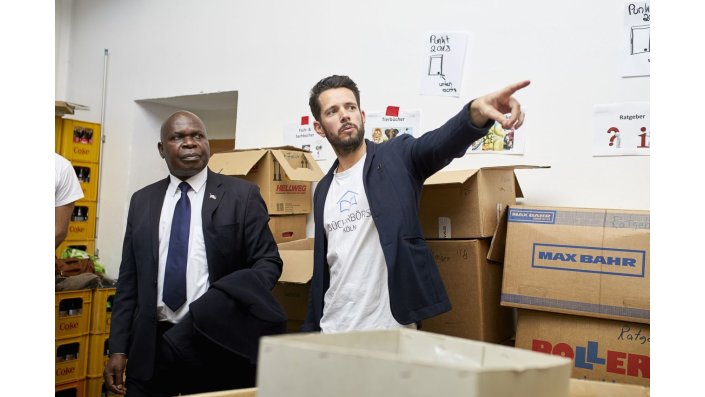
{"left": 302, "top": 103, "right": 492, "bottom": 331}
{"left": 109, "top": 169, "right": 283, "bottom": 380}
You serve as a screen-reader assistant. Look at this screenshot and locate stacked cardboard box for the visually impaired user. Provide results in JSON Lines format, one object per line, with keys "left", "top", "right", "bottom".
{"left": 418, "top": 166, "right": 545, "bottom": 342}
{"left": 209, "top": 146, "right": 322, "bottom": 244}
{"left": 495, "top": 205, "right": 650, "bottom": 387}
{"left": 273, "top": 238, "right": 314, "bottom": 332}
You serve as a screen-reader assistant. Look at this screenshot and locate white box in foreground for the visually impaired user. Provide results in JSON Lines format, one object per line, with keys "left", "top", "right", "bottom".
{"left": 257, "top": 329, "right": 572, "bottom": 397}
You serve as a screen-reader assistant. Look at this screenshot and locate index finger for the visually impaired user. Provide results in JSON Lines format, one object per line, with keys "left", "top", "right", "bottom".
{"left": 499, "top": 80, "right": 531, "bottom": 97}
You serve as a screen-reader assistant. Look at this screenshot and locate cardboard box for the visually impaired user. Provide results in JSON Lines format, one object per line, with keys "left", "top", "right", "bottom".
{"left": 273, "top": 238, "right": 314, "bottom": 332}
{"left": 569, "top": 378, "right": 649, "bottom": 397}
{"left": 515, "top": 309, "right": 650, "bottom": 387}
{"left": 208, "top": 146, "right": 324, "bottom": 215}
{"left": 420, "top": 166, "right": 546, "bottom": 239}
{"left": 423, "top": 239, "right": 514, "bottom": 343}
{"left": 268, "top": 214, "right": 307, "bottom": 244}
{"left": 500, "top": 205, "right": 650, "bottom": 324}
{"left": 257, "top": 329, "right": 572, "bottom": 397}
{"left": 208, "top": 138, "right": 236, "bottom": 154}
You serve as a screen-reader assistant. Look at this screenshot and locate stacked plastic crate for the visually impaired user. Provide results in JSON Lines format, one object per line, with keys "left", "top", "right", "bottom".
{"left": 55, "top": 116, "right": 101, "bottom": 258}
{"left": 55, "top": 290, "right": 92, "bottom": 395}
{"left": 86, "top": 288, "right": 117, "bottom": 396}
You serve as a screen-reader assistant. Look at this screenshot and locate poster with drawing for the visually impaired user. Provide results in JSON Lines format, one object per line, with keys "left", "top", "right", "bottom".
{"left": 364, "top": 107, "right": 421, "bottom": 143}
{"left": 282, "top": 115, "right": 331, "bottom": 161}
{"left": 623, "top": 1, "right": 650, "bottom": 77}
{"left": 593, "top": 102, "right": 650, "bottom": 156}
{"left": 419, "top": 31, "right": 468, "bottom": 97}
{"left": 467, "top": 114, "right": 525, "bottom": 155}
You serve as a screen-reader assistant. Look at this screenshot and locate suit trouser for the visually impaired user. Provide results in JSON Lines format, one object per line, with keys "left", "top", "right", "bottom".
{"left": 125, "top": 320, "right": 256, "bottom": 397}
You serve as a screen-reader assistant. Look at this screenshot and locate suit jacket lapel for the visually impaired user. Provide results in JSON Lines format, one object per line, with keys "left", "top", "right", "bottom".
{"left": 202, "top": 169, "right": 224, "bottom": 228}
{"left": 150, "top": 177, "right": 169, "bottom": 267}
{"left": 202, "top": 169, "right": 225, "bottom": 278}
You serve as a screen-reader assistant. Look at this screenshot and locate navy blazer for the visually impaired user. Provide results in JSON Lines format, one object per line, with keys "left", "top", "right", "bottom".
{"left": 109, "top": 169, "right": 283, "bottom": 380}
{"left": 302, "top": 103, "right": 491, "bottom": 332}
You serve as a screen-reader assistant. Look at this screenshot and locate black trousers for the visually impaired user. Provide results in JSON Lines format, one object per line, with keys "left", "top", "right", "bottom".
{"left": 125, "top": 321, "right": 256, "bottom": 397}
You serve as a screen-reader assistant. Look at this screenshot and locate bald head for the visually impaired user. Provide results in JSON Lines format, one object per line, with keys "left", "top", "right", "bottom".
{"left": 161, "top": 111, "right": 207, "bottom": 140}
{"left": 158, "top": 110, "right": 211, "bottom": 180}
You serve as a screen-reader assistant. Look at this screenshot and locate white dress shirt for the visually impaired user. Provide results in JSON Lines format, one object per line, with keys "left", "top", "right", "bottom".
{"left": 156, "top": 167, "right": 210, "bottom": 323}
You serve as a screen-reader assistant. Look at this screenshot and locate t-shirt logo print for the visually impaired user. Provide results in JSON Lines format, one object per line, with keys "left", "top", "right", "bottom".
{"left": 336, "top": 191, "right": 359, "bottom": 213}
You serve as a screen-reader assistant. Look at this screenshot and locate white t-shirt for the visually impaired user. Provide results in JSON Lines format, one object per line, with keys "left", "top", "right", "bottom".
{"left": 320, "top": 154, "right": 410, "bottom": 333}
{"left": 55, "top": 153, "right": 84, "bottom": 207}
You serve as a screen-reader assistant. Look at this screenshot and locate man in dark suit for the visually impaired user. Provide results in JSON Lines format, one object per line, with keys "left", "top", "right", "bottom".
{"left": 104, "top": 111, "right": 285, "bottom": 396}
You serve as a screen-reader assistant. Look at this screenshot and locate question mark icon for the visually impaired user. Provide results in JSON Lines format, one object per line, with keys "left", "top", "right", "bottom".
{"left": 607, "top": 127, "right": 620, "bottom": 147}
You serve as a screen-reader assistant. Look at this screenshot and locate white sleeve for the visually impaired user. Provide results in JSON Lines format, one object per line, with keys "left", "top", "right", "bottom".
{"left": 55, "top": 154, "right": 84, "bottom": 207}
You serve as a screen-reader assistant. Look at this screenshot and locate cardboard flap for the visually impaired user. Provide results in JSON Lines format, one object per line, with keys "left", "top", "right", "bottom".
{"left": 514, "top": 176, "right": 524, "bottom": 199}
{"left": 278, "top": 238, "right": 314, "bottom": 250}
{"left": 424, "top": 165, "right": 549, "bottom": 187}
{"left": 266, "top": 145, "right": 309, "bottom": 152}
{"left": 278, "top": 238, "right": 314, "bottom": 284}
{"left": 208, "top": 149, "right": 267, "bottom": 176}
{"left": 271, "top": 150, "right": 324, "bottom": 182}
{"left": 487, "top": 205, "right": 509, "bottom": 264}
{"left": 56, "top": 100, "right": 89, "bottom": 117}
{"left": 481, "top": 165, "right": 550, "bottom": 171}
{"left": 424, "top": 169, "right": 480, "bottom": 186}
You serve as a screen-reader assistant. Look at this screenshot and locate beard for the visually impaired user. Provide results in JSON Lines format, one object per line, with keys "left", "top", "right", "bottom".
{"left": 323, "top": 122, "right": 365, "bottom": 155}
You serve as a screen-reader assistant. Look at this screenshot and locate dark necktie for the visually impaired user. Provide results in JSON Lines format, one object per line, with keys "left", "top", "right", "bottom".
{"left": 163, "top": 182, "right": 191, "bottom": 311}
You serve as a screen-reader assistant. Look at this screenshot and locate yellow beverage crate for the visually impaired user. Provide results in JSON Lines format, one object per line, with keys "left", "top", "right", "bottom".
{"left": 55, "top": 116, "right": 63, "bottom": 154}
{"left": 56, "top": 289, "right": 93, "bottom": 339}
{"left": 56, "top": 239, "right": 96, "bottom": 259}
{"left": 70, "top": 160, "right": 99, "bottom": 202}
{"left": 66, "top": 201, "right": 97, "bottom": 241}
{"left": 87, "top": 333, "right": 110, "bottom": 377}
{"left": 55, "top": 377, "right": 85, "bottom": 397}
{"left": 86, "top": 375, "right": 121, "bottom": 397}
{"left": 56, "top": 335, "right": 89, "bottom": 385}
{"left": 60, "top": 119, "right": 101, "bottom": 163}
{"left": 90, "top": 288, "right": 116, "bottom": 334}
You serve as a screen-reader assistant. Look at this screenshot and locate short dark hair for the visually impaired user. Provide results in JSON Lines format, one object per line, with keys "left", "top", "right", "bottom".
{"left": 309, "top": 75, "right": 361, "bottom": 121}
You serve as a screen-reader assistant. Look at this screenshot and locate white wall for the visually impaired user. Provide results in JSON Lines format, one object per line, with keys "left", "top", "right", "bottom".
{"left": 56, "top": 0, "right": 649, "bottom": 278}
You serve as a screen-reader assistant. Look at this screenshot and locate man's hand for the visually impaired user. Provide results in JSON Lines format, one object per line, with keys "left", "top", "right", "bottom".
{"left": 104, "top": 353, "right": 128, "bottom": 395}
{"left": 469, "top": 80, "right": 530, "bottom": 130}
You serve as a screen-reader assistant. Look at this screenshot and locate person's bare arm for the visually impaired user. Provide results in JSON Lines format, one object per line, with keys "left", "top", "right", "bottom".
{"left": 55, "top": 203, "right": 75, "bottom": 248}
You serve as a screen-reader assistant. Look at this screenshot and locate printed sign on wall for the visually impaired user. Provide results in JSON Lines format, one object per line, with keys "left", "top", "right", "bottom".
{"left": 467, "top": 114, "right": 525, "bottom": 155}
{"left": 364, "top": 107, "right": 421, "bottom": 143}
{"left": 593, "top": 102, "right": 650, "bottom": 156}
{"left": 282, "top": 115, "right": 331, "bottom": 161}
{"left": 623, "top": 1, "right": 650, "bottom": 77}
{"left": 419, "top": 31, "right": 468, "bottom": 97}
